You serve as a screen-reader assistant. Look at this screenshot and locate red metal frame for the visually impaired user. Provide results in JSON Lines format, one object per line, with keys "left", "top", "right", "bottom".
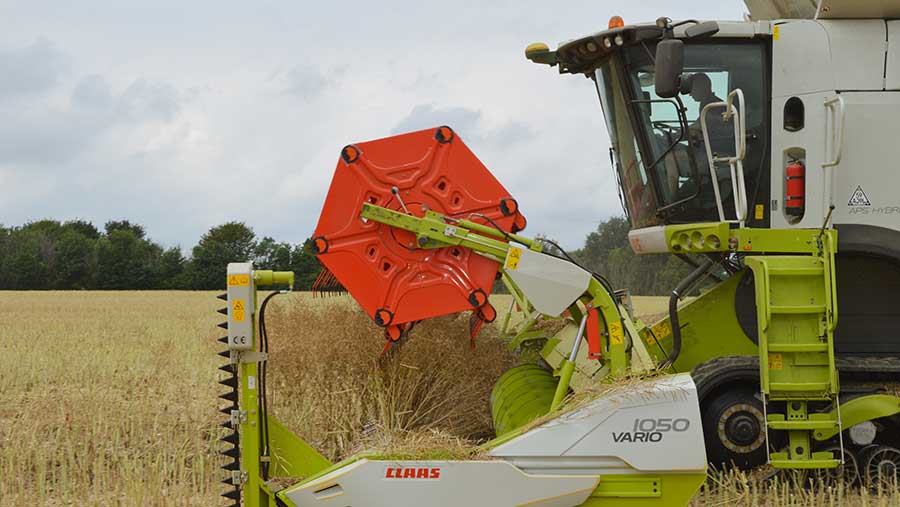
{"left": 313, "top": 126, "right": 525, "bottom": 331}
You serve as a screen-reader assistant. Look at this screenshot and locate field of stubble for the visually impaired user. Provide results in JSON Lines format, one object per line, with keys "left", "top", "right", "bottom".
{"left": 1, "top": 291, "right": 896, "bottom": 506}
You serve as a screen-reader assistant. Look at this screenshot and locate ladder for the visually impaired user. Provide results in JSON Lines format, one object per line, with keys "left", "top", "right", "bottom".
{"left": 745, "top": 234, "right": 841, "bottom": 469}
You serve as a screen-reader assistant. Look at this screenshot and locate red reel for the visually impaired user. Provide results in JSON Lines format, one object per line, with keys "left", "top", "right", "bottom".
{"left": 313, "top": 126, "right": 525, "bottom": 328}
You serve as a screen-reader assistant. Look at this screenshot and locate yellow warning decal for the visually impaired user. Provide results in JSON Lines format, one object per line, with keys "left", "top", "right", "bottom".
{"left": 505, "top": 247, "right": 522, "bottom": 270}
{"left": 768, "top": 353, "right": 783, "bottom": 370}
{"left": 228, "top": 274, "right": 250, "bottom": 286}
{"left": 773, "top": 25, "right": 780, "bottom": 41}
{"left": 609, "top": 322, "right": 624, "bottom": 345}
{"left": 755, "top": 204, "right": 764, "bottom": 220}
{"left": 233, "top": 299, "right": 246, "bottom": 322}
{"left": 651, "top": 320, "right": 672, "bottom": 341}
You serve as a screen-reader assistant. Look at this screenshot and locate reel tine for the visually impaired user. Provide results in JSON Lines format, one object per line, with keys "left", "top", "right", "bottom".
{"left": 312, "top": 267, "right": 346, "bottom": 297}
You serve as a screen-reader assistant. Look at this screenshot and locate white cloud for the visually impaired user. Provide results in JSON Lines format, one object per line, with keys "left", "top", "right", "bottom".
{"left": 0, "top": 1, "right": 749, "bottom": 250}
{"left": 0, "top": 37, "right": 68, "bottom": 98}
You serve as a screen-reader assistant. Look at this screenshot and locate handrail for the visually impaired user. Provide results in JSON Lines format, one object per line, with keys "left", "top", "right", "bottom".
{"left": 699, "top": 88, "right": 748, "bottom": 224}
{"left": 823, "top": 96, "right": 845, "bottom": 168}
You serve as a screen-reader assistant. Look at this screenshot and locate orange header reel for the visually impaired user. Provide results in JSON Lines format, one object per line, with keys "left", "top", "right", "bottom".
{"left": 312, "top": 126, "right": 526, "bottom": 343}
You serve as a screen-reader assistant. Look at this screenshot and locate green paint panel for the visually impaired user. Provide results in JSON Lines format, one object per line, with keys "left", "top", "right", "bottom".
{"left": 815, "top": 394, "right": 900, "bottom": 441}
{"left": 665, "top": 223, "right": 731, "bottom": 254}
{"left": 663, "top": 223, "right": 829, "bottom": 255}
{"left": 267, "top": 416, "right": 332, "bottom": 478}
{"left": 580, "top": 473, "right": 706, "bottom": 506}
{"left": 641, "top": 271, "right": 758, "bottom": 374}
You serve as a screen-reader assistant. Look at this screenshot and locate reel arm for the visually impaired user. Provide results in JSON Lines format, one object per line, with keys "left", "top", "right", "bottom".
{"left": 361, "top": 202, "right": 634, "bottom": 404}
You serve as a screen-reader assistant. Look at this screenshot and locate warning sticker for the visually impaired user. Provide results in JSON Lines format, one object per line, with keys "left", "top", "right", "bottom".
{"left": 228, "top": 274, "right": 250, "bottom": 286}
{"left": 848, "top": 186, "right": 871, "bottom": 207}
{"left": 505, "top": 247, "right": 522, "bottom": 270}
{"left": 651, "top": 320, "right": 672, "bottom": 341}
{"left": 609, "top": 322, "right": 624, "bottom": 345}
{"left": 232, "top": 299, "right": 246, "bottom": 322}
{"left": 768, "top": 353, "right": 783, "bottom": 371}
{"left": 754, "top": 204, "right": 764, "bottom": 220}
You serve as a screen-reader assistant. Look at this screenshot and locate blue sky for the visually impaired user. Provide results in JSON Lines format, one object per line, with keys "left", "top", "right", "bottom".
{"left": 1, "top": 1, "right": 748, "bottom": 249}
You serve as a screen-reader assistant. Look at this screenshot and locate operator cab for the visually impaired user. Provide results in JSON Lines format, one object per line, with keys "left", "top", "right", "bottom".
{"left": 530, "top": 19, "right": 772, "bottom": 230}
{"left": 529, "top": 13, "right": 900, "bottom": 356}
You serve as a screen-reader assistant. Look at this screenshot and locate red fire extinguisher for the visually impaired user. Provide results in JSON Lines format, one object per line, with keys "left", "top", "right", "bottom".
{"left": 785, "top": 161, "right": 805, "bottom": 217}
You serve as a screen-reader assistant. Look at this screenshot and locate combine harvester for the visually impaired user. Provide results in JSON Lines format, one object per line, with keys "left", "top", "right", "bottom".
{"left": 214, "top": 0, "right": 900, "bottom": 505}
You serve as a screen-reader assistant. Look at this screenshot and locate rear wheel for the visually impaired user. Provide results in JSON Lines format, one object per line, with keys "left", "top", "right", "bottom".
{"left": 805, "top": 444, "right": 861, "bottom": 487}
{"left": 701, "top": 385, "right": 768, "bottom": 469}
{"left": 863, "top": 445, "right": 900, "bottom": 489}
{"left": 490, "top": 364, "right": 557, "bottom": 436}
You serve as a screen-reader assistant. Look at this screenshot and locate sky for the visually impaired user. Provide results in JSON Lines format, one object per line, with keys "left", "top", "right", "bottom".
{"left": 1, "top": 1, "right": 748, "bottom": 250}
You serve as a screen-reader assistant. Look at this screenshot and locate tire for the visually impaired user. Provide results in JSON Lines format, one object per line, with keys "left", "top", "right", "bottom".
{"left": 701, "top": 385, "right": 769, "bottom": 469}
{"left": 490, "top": 364, "right": 557, "bottom": 436}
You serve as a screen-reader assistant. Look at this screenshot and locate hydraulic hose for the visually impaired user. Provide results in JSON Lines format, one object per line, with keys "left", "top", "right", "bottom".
{"left": 663, "top": 257, "right": 715, "bottom": 369}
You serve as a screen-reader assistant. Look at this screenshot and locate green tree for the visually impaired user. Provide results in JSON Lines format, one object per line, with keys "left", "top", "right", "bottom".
{"left": 1, "top": 230, "right": 50, "bottom": 289}
{"left": 255, "top": 237, "right": 293, "bottom": 271}
{"left": 573, "top": 216, "right": 693, "bottom": 295}
{"left": 0, "top": 225, "right": 10, "bottom": 288}
{"left": 61, "top": 220, "right": 101, "bottom": 240}
{"left": 96, "top": 229, "right": 162, "bottom": 289}
{"left": 574, "top": 216, "right": 631, "bottom": 275}
{"left": 159, "top": 247, "right": 190, "bottom": 289}
{"left": 8, "top": 221, "right": 59, "bottom": 289}
{"left": 53, "top": 230, "right": 97, "bottom": 289}
{"left": 20, "top": 219, "right": 63, "bottom": 239}
{"left": 105, "top": 220, "right": 146, "bottom": 239}
{"left": 291, "top": 238, "right": 322, "bottom": 290}
{"left": 189, "top": 222, "right": 257, "bottom": 289}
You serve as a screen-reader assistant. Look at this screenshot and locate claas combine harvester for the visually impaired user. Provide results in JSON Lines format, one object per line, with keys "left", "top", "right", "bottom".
{"left": 213, "top": 1, "right": 900, "bottom": 505}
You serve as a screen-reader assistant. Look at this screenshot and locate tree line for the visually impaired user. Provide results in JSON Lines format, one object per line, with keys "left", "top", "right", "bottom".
{"left": 0, "top": 220, "right": 320, "bottom": 290}
{"left": 571, "top": 216, "right": 694, "bottom": 296}
{"left": 0, "top": 217, "right": 690, "bottom": 294}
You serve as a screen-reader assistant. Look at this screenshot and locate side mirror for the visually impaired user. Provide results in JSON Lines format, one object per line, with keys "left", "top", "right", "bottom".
{"left": 684, "top": 21, "right": 719, "bottom": 39}
{"left": 654, "top": 39, "right": 684, "bottom": 98}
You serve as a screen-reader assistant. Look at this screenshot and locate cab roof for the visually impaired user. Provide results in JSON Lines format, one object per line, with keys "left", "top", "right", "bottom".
{"left": 554, "top": 21, "right": 771, "bottom": 75}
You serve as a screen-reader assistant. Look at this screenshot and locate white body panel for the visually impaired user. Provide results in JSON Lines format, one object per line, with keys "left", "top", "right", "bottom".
{"left": 283, "top": 374, "right": 704, "bottom": 507}
{"left": 884, "top": 21, "right": 900, "bottom": 89}
{"left": 830, "top": 93, "right": 900, "bottom": 229}
{"left": 491, "top": 373, "right": 706, "bottom": 474}
{"left": 745, "top": 0, "right": 818, "bottom": 20}
{"left": 768, "top": 90, "right": 835, "bottom": 229}
{"left": 504, "top": 247, "right": 591, "bottom": 317}
{"left": 745, "top": 0, "right": 900, "bottom": 20}
{"left": 284, "top": 460, "right": 597, "bottom": 507}
{"left": 226, "top": 262, "right": 254, "bottom": 350}
{"left": 627, "top": 225, "right": 668, "bottom": 254}
{"left": 816, "top": 0, "right": 900, "bottom": 19}
{"left": 819, "top": 21, "right": 886, "bottom": 91}
{"left": 769, "top": 19, "right": 900, "bottom": 235}
{"left": 771, "top": 21, "right": 834, "bottom": 98}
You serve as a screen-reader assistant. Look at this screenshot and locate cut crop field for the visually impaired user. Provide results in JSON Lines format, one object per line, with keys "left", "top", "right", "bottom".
{"left": 1, "top": 291, "right": 896, "bottom": 506}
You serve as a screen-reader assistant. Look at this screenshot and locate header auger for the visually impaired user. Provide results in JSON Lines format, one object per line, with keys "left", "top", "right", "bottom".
{"left": 215, "top": 1, "right": 900, "bottom": 505}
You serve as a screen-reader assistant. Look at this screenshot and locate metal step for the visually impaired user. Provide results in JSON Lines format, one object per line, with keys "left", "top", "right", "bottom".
{"left": 769, "top": 381, "right": 832, "bottom": 392}
{"left": 745, "top": 242, "right": 839, "bottom": 470}
{"left": 769, "top": 453, "right": 840, "bottom": 469}
{"left": 767, "top": 343, "right": 829, "bottom": 353}
{"left": 767, "top": 266, "right": 824, "bottom": 276}
{"left": 766, "top": 413, "right": 838, "bottom": 431}
{"left": 769, "top": 304, "right": 827, "bottom": 314}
